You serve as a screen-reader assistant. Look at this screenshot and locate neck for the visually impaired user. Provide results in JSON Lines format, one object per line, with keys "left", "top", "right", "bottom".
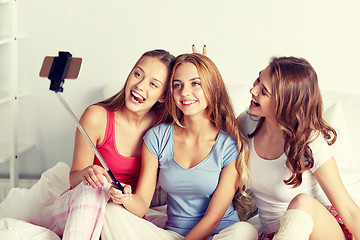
{"left": 260, "top": 117, "right": 284, "bottom": 139}
{"left": 180, "top": 114, "right": 217, "bottom": 140}
{"left": 118, "top": 106, "right": 153, "bottom": 127}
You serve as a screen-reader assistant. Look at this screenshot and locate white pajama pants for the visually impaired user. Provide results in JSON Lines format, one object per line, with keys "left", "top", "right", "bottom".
{"left": 101, "top": 202, "right": 258, "bottom": 240}
{"left": 51, "top": 181, "right": 111, "bottom": 240}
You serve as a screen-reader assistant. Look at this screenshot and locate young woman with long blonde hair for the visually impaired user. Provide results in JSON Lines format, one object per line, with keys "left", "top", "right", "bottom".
{"left": 103, "top": 53, "right": 257, "bottom": 240}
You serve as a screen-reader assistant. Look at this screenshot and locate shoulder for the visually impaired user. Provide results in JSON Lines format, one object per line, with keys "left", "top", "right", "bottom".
{"left": 309, "top": 130, "right": 331, "bottom": 151}
{"left": 148, "top": 123, "right": 172, "bottom": 134}
{"left": 145, "top": 123, "right": 172, "bottom": 141}
{"left": 218, "top": 131, "right": 237, "bottom": 147}
{"left": 80, "top": 105, "right": 108, "bottom": 129}
{"left": 236, "top": 111, "right": 259, "bottom": 136}
{"left": 217, "top": 131, "right": 240, "bottom": 165}
{"left": 144, "top": 123, "right": 173, "bottom": 157}
{"left": 84, "top": 104, "right": 107, "bottom": 114}
{"left": 309, "top": 130, "right": 333, "bottom": 171}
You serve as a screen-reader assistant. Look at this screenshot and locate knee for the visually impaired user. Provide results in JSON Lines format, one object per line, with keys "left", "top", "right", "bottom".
{"left": 288, "top": 193, "right": 315, "bottom": 211}
{"left": 237, "top": 222, "right": 258, "bottom": 239}
{"left": 105, "top": 202, "right": 119, "bottom": 212}
{"left": 215, "top": 221, "right": 258, "bottom": 240}
{"left": 70, "top": 183, "right": 108, "bottom": 204}
{"left": 105, "top": 202, "right": 128, "bottom": 216}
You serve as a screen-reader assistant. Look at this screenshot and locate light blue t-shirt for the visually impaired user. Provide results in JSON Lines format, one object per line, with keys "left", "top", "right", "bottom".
{"left": 144, "top": 123, "right": 240, "bottom": 237}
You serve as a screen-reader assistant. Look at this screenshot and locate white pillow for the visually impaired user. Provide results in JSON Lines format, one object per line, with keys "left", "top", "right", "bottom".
{"left": 0, "top": 162, "right": 70, "bottom": 230}
{"left": 322, "top": 91, "right": 360, "bottom": 168}
{"left": 323, "top": 101, "right": 357, "bottom": 170}
{"left": 338, "top": 168, "right": 360, "bottom": 207}
{"left": 0, "top": 218, "right": 60, "bottom": 240}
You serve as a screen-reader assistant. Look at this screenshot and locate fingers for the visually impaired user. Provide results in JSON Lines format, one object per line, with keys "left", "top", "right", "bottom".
{"left": 202, "top": 45, "right": 207, "bottom": 55}
{"left": 104, "top": 171, "right": 113, "bottom": 184}
{"left": 123, "top": 184, "right": 132, "bottom": 195}
{"left": 82, "top": 165, "right": 106, "bottom": 188}
{"left": 192, "top": 44, "right": 207, "bottom": 55}
{"left": 109, "top": 184, "right": 133, "bottom": 205}
{"left": 192, "top": 44, "right": 197, "bottom": 53}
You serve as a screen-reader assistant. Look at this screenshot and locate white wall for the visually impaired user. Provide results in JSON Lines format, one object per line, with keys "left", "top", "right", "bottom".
{"left": 2, "top": 0, "right": 359, "bottom": 177}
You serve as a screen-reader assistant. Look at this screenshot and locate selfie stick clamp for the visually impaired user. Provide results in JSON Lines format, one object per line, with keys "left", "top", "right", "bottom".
{"left": 47, "top": 51, "right": 124, "bottom": 192}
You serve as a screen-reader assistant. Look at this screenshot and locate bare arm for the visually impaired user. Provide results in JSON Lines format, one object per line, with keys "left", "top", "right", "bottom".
{"left": 69, "top": 105, "right": 112, "bottom": 188}
{"left": 184, "top": 161, "right": 240, "bottom": 240}
{"left": 315, "top": 157, "right": 360, "bottom": 239}
{"left": 109, "top": 142, "right": 158, "bottom": 217}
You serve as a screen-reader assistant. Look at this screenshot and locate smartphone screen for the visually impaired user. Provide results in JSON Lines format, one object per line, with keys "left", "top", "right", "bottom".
{"left": 39, "top": 56, "right": 82, "bottom": 79}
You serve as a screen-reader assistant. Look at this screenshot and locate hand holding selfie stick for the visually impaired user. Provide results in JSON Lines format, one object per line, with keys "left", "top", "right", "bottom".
{"left": 40, "top": 51, "right": 124, "bottom": 192}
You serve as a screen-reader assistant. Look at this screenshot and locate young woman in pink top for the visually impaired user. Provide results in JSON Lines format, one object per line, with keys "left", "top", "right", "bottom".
{"left": 51, "top": 49, "right": 175, "bottom": 240}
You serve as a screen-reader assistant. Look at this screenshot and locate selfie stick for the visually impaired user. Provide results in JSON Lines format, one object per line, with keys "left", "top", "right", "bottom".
{"left": 44, "top": 51, "right": 124, "bottom": 192}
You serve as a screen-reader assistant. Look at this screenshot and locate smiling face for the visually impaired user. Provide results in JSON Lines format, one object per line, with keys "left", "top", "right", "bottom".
{"left": 249, "top": 64, "right": 276, "bottom": 119}
{"left": 124, "top": 56, "right": 169, "bottom": 113}
{"left": 172, "top": 62, "right": 208, "bottom": 118}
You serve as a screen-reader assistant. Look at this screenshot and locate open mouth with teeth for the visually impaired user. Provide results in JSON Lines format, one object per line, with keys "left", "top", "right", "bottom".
{"left": 181, "top": 100, "right": 197, "bottom": 105}
{"left": 251, "top": 99, "right": 260, "bottom": 107}
{"left": 131, "top": 91, "right": 145, "bottom": 103}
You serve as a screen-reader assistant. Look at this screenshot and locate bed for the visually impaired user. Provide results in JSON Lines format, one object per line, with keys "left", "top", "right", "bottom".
{"left": 1, "top": 83, "right": 360, "bottom": 239}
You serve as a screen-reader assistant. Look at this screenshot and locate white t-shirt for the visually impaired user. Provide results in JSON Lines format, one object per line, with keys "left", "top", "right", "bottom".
{"left": 237, "top": 111, "right": 332, "bottom": 234}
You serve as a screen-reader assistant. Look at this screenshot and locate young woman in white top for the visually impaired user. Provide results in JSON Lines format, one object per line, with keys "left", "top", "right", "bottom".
{"left": 237, "top": 56, "right": 360, "bottom": 240}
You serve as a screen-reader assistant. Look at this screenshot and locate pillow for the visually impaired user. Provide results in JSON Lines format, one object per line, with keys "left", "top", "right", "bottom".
{"left": 338, "top": 168, "right": 360, "bottom": 207}
{"left": 322, "top": 90, "right": 360, "bottom": 169}
{"left": 150, "top": 182, "right": 167, "bottom": 207}
{"left": 0, "top": 218, "right": 60, "bottom": 240}
{"left": 323, "top": 101, "right": 357, "bottom": 170}
{"left": 0, "top": 162, "right": 70, "bottom": 230}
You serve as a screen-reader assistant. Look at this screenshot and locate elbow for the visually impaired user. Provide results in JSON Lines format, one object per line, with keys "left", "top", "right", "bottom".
{"left": 123, "top": 196, "right": 150, "bottom": 218}
{"left": 131, "top": 206, "right": 148, "bottom": 218}
{"left": 212, "top": 218, "right": 222, "bottom": 229}
{"left": 204, "top": 213, "right": 222, "bottom": 233}
{"left": 69, "top": 176, "right": 79, "bottom": 188}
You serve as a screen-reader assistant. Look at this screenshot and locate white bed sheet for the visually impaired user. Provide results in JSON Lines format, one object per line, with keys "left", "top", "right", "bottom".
{"left": 1, "top": 162, "right": 359, "bottom": 238}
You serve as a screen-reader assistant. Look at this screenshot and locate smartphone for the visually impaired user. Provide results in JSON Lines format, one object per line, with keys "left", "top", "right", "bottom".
{"left": 39, "top": 56, "right": 82, "bottom": 79}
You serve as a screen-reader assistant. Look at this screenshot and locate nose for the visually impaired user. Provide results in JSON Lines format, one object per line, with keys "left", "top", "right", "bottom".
{"left": 135, "top": 79, "right": 145, "bottom": 91}
{"left": 250, "top": 86, "right": 257, "bottom": 96}
{"left": 180, "top": 84, "right": 191, "bottom": 96}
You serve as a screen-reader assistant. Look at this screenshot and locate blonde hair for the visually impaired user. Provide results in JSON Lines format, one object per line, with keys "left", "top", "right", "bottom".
{"left": 164, "top": 53, "right": 252, "bottom": 219}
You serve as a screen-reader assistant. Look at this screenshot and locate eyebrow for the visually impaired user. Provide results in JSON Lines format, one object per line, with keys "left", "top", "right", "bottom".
{"left": 136, "top": 66, "right": 164, "bottom": 86}
{"left": 173, "top": 77, "right": 201, "bottom": 82}
{"left": 259, "top": 71, "right": 271, "bottom": 95}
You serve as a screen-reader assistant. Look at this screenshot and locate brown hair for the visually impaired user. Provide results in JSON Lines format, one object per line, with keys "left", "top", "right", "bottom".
{"left": 250, "top": 56, "right": 337, "bottom": 187}
{"left": 97, "top": 49, "right": 175, "bottom": 112}
{"left": 164, "top": 53, "right": 252, "bottom": 219}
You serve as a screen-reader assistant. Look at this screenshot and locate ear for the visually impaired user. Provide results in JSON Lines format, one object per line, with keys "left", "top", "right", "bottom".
{"left": 158, "top": 95, "right": 166, "bottom": 103}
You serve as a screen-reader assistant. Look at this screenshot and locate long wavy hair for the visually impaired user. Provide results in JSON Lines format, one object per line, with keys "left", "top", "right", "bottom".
{"left": 250, "top": 56, "right": 337, "bottom": 187}
{"left": 97, "top": 49, "right": 175, "bottom": 113}
{"left": 164, "top": 53, "right": 252, "bottom": 219}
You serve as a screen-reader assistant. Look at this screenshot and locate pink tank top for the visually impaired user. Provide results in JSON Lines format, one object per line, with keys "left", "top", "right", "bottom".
{"left": 94, "top": 110, "right": 141, "bottom": 191}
